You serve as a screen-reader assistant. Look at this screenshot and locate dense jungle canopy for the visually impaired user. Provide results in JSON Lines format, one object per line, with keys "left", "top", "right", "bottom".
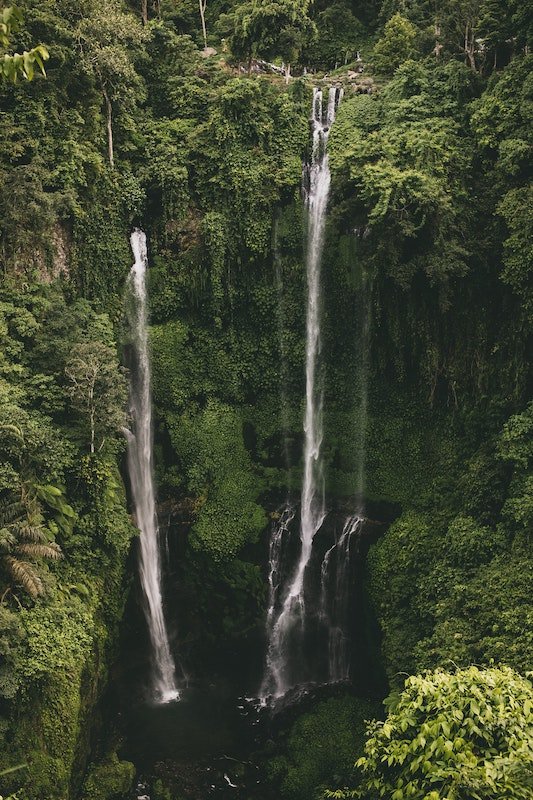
{"left": 0, "top": 0, "right": 531, "bottom": 799}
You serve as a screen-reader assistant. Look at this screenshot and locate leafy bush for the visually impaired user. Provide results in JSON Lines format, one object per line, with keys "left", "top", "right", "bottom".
{"left": 344, "top": 666, "right": 533, "bottom": 800}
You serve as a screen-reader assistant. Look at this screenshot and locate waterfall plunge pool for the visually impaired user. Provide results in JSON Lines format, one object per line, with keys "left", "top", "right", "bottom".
{"left": 103, "top": 501, "right": 394, "bottom": 800}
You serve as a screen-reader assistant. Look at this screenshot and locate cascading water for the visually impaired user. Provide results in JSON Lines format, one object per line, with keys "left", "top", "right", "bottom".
{"left": 261, "top": 87, "right": 342, "bottom": 701}
{"left": 125, "top": 229, "right": 179, "bottom": 704}
{"left": 319, "top": 515, "right": 363, "bottom": 682}
{"left": 260, "top": 503, "right": 296, "bottom": 700}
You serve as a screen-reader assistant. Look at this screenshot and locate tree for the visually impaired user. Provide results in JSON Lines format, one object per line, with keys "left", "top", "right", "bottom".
{"left": 1, "top": 5, "right": 48, "bottom": 83}
{"left": 446, "top": 0, "right": 483, "bottom": 71}
{"left": 65, "top": 341, "right": 128, "bottom": 455}
{"left": 373, "top": 13, "right": 419, "bottom": 74}
{"left": 227, "top": 0, "right": 317, "bottom": 80}
{"left": 328, "top": 666, "right": 533, "bottom": 800}
{"left": 76, "top": 1, "right": 147, "bottom": 167}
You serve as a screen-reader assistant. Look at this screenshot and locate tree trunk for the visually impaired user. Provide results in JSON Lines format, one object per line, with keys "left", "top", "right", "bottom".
{"left": 464, "top": 22, "right": 476, "bottom": 70}
{"left": 199, "top": 0, "right": 207, "bottom": 49}
{"left": 141, "top": 0, "right": 148, "bottom": 25}
{"left": 285, "top": 62, "right": 291, "bottom": 84}
{"left": 89, "top": 385, "right": 95, "bottom": 454}
{"left": 103, "top": 88, "right": 114, "bottom": 169}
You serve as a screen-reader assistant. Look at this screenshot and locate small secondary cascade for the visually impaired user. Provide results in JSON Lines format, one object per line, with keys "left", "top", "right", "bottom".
{"left": 125, "top": 229, "right": 179, "bottom": 704}
{"left": 261, "top": 503, "right": 296, "bottom": 699}
{"left": 261, "top": 87, "right": 342, "bottom": 701}
{"left": 319, "top": 514, "right": 363, "bottom": 682}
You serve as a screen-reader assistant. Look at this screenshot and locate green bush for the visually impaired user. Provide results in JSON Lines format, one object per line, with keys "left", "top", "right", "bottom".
{"left": 270, "top": 695, "right": 382, "bottom": 799}
{"left": 81, "top": 754, "right": 135, "bottom": 800}
{"left": 346, "top": 666, "right": 533, "bottom": 800}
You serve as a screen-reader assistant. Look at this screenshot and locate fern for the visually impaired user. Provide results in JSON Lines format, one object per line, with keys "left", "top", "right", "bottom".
{"left": 16, "top": 542, "right": 62, "bottom": 560}
{"left": 4, "top": 557, "right": 43, "bottom": 599}
{"left": 0, "top": 484, "right": 63, "bottom": 599}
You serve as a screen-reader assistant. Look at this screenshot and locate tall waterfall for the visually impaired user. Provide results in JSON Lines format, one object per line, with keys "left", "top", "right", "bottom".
{"left": 125, "top": 229, "right": 179, "bottom": 704}
{"left": 261, "top": 87, "right": 342, "bottom": 701}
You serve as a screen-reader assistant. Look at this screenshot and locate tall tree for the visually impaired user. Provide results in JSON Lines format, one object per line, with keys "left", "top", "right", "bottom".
{"left": 65, "top": 341, "right": 127, "bottom": 455}
{"left": 227, "top": 0, "right": 317, "bottom": 79}
{"left": 199, "top": 0, "right": 208, "bottom": 48}
{"left": 76, "top": 0, "right": 147, "bottom": 167}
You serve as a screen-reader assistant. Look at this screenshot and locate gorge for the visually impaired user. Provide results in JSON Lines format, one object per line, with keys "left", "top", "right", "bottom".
{"left": 0, "top": 2, "right": 531, "bottom": 800}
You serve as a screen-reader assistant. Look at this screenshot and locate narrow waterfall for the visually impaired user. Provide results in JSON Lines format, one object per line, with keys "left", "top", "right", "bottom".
{"left": 125, "top": 229, "right": 179, "bottom": 704}
{"left": 319, "top": 515, "right": 363, "bottom": 682}
{"left": 260, "top": 503, "right": 296, "bottom": 700}
{"left": 261, "top": 87, "right": 341, "bottom": 701}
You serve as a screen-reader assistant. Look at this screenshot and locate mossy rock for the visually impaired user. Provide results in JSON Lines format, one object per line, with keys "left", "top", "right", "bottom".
{"left": 81, "top": 754, "right": 135, "bottom": 800}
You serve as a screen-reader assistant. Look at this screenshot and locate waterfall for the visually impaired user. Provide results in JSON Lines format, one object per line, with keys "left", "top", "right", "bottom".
{"left": 260, "top": 503, "right": 296, "bottom": 701}
{"left": 261, "top": 87, "right": 341, "bottom": 701}
{"left": 125, "top": 229, "right": 179, "bottom": 704}
{"left": 319, "top": 515, "right": 363, "bottom": 682}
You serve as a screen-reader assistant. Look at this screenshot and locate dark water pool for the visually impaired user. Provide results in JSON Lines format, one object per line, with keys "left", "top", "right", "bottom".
{"left": 119, "top": 681, "right": 274, "bottom": 799}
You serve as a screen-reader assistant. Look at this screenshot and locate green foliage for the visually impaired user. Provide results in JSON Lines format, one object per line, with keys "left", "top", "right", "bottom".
{"left": 302, "top": 1, "right": 366, "bottom": 71}
{"left": 329, "top": 61, "right": 473, "bottom": 291}
{"left": 169, "top": 399, "right": 266, "bottom": 560}
{"left": 0, "top": 486, "right": 62, "bottom": 599}
{"left": 270, "top": 695, "right": 383, "bottom": 799}
{"left": 372, "top": 13, "right": 419, "bottom": 74}
{"left": 351, "top": 666, "right": 533, "bottom": 800}
{"left": 81, "top": 754, "right": 135, "bottom": 800}
{"left": 64, "top": 340, "right": 128, "bottom": 455}
{"left": 1, "top": 6, "right": 49, "bottom": 83}
{"left": 224, "top": 0, "right": 317, "bottom": 69}
{"left": 368, "top": 402, "right": 533, "bottom": 682}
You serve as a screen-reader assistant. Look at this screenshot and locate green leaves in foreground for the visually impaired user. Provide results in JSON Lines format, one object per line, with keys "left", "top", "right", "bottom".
{"left": 1, "top": 6, "right": 49, "bottom": 83}
{"left": 341, "top": 665, "right": 533, "bottom": 800}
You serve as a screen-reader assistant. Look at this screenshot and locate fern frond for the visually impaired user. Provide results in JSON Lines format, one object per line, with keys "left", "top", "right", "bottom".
{"left": 0, "top": 498, "right": 24, "bottom": 526}
{"left": 15, "top": 521, "right": 47, "bottom": 543}
{"left": 16, "top": 542, "right": 62, "bottom": 560}
{"left": 4, "top": 557, "right": 43, "bottom": 598}
{"left": 0, "top": 527, "right": 16, "bottom": 553}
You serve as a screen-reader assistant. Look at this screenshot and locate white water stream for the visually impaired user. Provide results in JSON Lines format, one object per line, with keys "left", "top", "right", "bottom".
{"left": 261, "top": 88, "right": 342, "bottom": 701}
{"left": 126, "top": 229, "right": 179, "bottom": 704}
